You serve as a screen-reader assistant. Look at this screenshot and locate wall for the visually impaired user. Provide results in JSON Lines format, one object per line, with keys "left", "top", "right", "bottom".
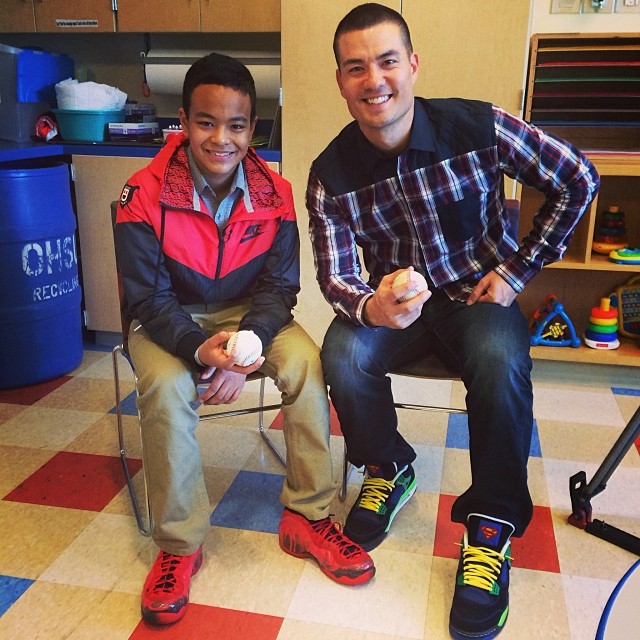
{"left": 531, "top": 0, "right": 640, "bottom": 32}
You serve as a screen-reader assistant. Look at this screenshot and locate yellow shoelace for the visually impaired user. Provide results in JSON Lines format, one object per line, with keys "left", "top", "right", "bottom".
{"left": 357, "top": 476, "right": 395, "bottom": 512}
{"left": 460, "top": 545, "right": 511, "bottom": 592}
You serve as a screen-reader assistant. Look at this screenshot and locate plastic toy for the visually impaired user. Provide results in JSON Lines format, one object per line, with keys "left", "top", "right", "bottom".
{"left": 609, "top": 248, "right": 640, "bottom": 265}
{"left": 613, "top": 274, "right": 640, "bottom": 339}
{"left": 530, "top": 294, "right": 581, "bottom": 347}
{"left": 592, "top": 205, "right": 628, "bottom": 255}
{"left": 584, "top": 298, "right": 620, "bottom": 350}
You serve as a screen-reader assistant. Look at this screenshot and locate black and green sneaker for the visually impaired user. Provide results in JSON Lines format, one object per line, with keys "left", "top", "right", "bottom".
{"left": 343, "top": 463, "right": 417, "bottom": 551}
{"left": 449, "top": 513, "right": 515, "bottom": 640}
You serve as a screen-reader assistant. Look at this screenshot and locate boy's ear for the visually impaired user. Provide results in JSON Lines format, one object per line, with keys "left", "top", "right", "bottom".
{"left": 178, "top": 108, "right": 189, "bottom": 136}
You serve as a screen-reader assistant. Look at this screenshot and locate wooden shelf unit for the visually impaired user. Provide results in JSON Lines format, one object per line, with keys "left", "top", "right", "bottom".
{"left": 519, "top": 33, "right": 640, "bottom": 367}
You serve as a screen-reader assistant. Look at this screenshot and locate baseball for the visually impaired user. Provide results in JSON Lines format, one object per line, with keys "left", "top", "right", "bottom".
{"left": 225, "top": 330, "right": 262, "bottom": 367}
{"left": 392, "top": 270, "right": 429, "bottom": 302}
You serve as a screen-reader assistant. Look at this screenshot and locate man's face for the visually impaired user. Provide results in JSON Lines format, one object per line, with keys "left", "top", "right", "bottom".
{"left": 179, "top": 83, "right": 256, "bottom": 193}
{"left": 335, "top": 21, "right": 419, "bottom": 153}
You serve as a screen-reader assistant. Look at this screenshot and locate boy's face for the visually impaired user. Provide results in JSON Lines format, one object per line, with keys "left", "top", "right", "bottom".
{"left": 179, "top": 83, "right": 257, "bottom": 193}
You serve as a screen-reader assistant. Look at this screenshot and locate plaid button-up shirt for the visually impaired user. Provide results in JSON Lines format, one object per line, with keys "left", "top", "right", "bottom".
{"left": 307, "top": 98, "right": 599, "bottom": 325}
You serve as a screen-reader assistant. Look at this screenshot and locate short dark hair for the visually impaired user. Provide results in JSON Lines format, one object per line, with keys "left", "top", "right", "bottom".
{"left": 182, "top": 52, "right": 257, "bottom": 120}
{"left": 333, "top": 3, "right": 413, "bottom": 66}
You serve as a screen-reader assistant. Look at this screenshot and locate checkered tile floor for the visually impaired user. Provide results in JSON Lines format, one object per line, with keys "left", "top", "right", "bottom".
{"left": 1, "top": 342, "right": 639, "bottom": 639}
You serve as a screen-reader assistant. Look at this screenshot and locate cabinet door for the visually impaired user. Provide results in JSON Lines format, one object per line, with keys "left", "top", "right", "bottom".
{"left": 404, "top": 0, "right": 530, "bottom": 118}
{"left": 0, "top": 1, "right": 36, "bottom": 32}
{"left": 116, "top": 0, "right": 200, "bottom": 32}
{"left": 200, "top": 0, "right": 280, "bottom": 32}
{"left": 73, "top": 155, "right": 149, "bottom": 334}
{"left": 34, "top": 0, "right": 114, "bottom": 32}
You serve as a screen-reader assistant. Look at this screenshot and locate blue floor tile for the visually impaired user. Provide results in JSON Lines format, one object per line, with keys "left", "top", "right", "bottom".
{"left": 210, "top": 470, "right": 283, "bottom": 534}
{"left": 445, "top": 414, "right": 541, "bottom": 457}
{"left": 0, "top": 575, "right": 33, "bottom": 616}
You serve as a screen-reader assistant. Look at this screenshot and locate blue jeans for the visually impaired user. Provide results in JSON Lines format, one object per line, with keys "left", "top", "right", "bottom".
{"left": 321, "top": 289, "right": 534, "bottom": 535}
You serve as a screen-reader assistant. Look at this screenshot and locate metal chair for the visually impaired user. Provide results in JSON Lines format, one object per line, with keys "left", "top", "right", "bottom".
{"left": 111, "top": 202, "right": 282, "bottom": 536}
{"left": 339, "top": 353, "right": 466, "bottom": 501}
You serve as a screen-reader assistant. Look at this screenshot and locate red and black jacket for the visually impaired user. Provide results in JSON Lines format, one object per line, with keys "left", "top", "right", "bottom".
{"left": 115, "top": 133, "right": 300, "bottom": 367}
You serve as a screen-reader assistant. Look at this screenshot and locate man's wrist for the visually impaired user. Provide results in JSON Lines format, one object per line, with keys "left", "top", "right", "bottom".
{"left": 362, "top": 294, "right": 378, "bottom": 328}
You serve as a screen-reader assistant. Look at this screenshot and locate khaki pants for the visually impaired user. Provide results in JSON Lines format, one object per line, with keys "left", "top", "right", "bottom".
{"left": 128, "top": 300, "right": 334, "bottom": 555}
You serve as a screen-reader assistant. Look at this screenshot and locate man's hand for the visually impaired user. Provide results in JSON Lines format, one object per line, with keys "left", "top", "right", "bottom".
{"left": 364, "top": 267, "right": 432, "bottom": 329}
{"left": 466, "top": 271, "right": 518, "bottom": 307}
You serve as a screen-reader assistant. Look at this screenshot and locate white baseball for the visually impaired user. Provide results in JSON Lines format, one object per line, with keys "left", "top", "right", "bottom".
{"left": 225, "top": 330, "right": 262, "bottom": 367}
{"left": 392, "top": 270, "right": 428, "bottom": 302}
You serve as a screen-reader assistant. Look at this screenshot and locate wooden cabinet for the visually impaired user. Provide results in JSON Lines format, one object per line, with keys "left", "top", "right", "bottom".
{"left": 519, "top": 34, "right": 640, "bottom": 366}
{"left": 200, "top": 0, "right": 280, "bottom": 32}
{"left": 0, "top": 0, "right": 280, "bottom": 33}
{"left": 0, "top": 1, "right": 36, "bottom": 32}
{"left": 73, "top": 155, "right": 149, "bottom": 334}
{"left": 117, "top": 0, "right": 279, "bottom": 33}
{"left": 0, "top": 0, "right": 115, "bottom": 33}
{"left": 116, "top": 0, "right": 200, "bottom": 32}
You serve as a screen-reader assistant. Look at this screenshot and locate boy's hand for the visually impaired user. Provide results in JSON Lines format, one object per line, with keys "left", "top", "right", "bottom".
{"left": 197, "top": 330, "right": 265, "bottom": 374}
{"left": 200, "top": 368, "right": 248, "bottom": 405}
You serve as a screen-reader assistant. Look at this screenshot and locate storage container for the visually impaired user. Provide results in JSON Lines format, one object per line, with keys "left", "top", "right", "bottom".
{"left": 0, "top": 160, "right": 83, "bottom": 389}
{"left": 53, "top": 108, "right": 125, "bottom": 142}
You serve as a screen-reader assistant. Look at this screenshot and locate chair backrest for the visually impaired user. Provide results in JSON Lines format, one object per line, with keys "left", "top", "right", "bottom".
{"left": 110, "top": 200, "right": 132, "bottom": 350}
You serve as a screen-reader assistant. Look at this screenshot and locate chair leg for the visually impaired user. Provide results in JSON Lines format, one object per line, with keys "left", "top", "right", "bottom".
{"left": 112, "top": 344, "right": 151, "bottom": 537}
{"left": 257, "top": 376, "right": 286, "bottom": 467}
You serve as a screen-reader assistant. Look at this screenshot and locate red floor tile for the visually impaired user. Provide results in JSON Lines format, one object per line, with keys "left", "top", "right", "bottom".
{"left": 0, "top": 375, "right": 72, "bottom": 406}
{"left": 433, "top": 494, "right": 561, "bottom": 573}
{"left": 129, "top": 604, "right": 283, "bottom": 639}
{"left": 269, "top": 402, "right": 343, "bottom": 436}
{"left": 3, "top": 451, "right": 142, "bottom": 512}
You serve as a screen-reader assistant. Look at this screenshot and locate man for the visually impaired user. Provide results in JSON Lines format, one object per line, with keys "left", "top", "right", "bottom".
{"left": 115, "top": 52, "right": 374, "bottom": 626}
{"left": 306, "top": 4, "right": 599, "bottom": 639}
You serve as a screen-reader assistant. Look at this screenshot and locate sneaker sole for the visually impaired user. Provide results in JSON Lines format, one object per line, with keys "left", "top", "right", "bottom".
{"left": 448, "top": 606, "right": 509, "bottom": 640}
{"left": 355, "top": 477, "right": 418, "bottom": 552}
{"left": 278, "top": 537, "right": 376, "bottom": 586}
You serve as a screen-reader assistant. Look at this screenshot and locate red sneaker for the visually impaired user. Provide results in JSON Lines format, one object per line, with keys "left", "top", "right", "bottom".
{"left": 141, "top": 546, "right": 203, "bottom": 624}
{"left": 279, "top": 508, "right": 375, "bottom": 585}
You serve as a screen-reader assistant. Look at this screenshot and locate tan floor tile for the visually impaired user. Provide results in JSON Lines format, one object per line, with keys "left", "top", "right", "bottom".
{"left": 533, "top": 386, "right": 626, "bottom": 428}
{"left": 0, "top": 401, "right": 27, "bottom": 423}
{"left": 65, "top": 412, "right": 141, "bottom": 458}
{"left": 36, "top": 377, "right": 121, "bottom": 413}
{"left": 278, "top": 618, "right": 416, "bottom": 640}
{"left": 286, "top": 547, "right": 432, "bottom": 638}
{"left": 0, "top": 581, "right": 137, "bottom": 640}
{"left": 0, "top": 405, "right": 103, "bottom": 449}
{"left": 562, "top": 574, "right": 617, "bottom": 640}
{"left": 39, "top": 512, "right": 149, "bottom": 594}
{"left": 0, "top": 502, "right": 97, "bottom": 579}
{"left": 190, "top": 527, "right": 305, "bottom": 616}
{"left": 0, "top": 445, "right": 57, "bottom": 497}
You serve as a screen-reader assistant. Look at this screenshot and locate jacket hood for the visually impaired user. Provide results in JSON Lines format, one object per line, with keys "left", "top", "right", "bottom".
{"left": 148, "top": 132, "right": 283, "bottom": 212}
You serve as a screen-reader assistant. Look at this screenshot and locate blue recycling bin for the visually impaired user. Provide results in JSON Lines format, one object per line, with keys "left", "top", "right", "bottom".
{"left": 0, "top": 159, "right": 83, "bottom": 389}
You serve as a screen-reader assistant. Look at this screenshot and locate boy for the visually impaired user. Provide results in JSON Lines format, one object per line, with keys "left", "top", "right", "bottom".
{"left": 115, "top": 52, "right": 374, "bottom": 626}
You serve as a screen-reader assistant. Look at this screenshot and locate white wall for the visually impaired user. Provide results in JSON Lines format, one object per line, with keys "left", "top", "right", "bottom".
{"left": 531, "top": 0, "right": 640, "bottom": 32}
